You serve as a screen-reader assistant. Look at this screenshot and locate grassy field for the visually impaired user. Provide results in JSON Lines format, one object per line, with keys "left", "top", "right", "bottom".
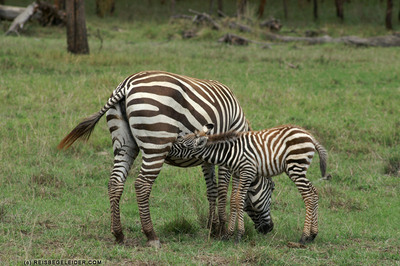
{"left": 1, "top": 0, "right": 400, "bottom": 264}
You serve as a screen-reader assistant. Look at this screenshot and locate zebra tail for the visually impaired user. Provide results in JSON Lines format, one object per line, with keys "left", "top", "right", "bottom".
{"left": 57, "top": 83, "right": 126, "bottom": 150}
{"left": 314, "top": 140, "right": 328, "bottom": 178}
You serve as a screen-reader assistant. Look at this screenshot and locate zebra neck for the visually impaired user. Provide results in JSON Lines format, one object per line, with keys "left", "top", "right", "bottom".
{"left": 193, "top": 140, "right": 238, "bottom": 168}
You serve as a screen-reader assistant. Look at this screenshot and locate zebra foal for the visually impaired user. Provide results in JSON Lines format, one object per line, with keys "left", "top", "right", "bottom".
{"left": 171, "top": 123, "right": 328, "bottom": 243}
{"left": 57, "top": 71, "right": 274, "bottom": 247}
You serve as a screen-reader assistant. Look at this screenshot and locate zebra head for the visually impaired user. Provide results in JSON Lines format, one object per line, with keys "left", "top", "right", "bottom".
{"left": 175, "top": 123, "right": 214, "bottom": 150}
{"left": 244, "top": 176, "right": 275, "bottom": 234}
{"left": 175, "top": 123, "right": 275, "bottom": 235}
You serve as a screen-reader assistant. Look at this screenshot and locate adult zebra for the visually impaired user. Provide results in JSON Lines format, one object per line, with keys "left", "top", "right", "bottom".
{"left": 58, "top": 71, "right": 274, "bottom": 247}
{"left": 172, "top": 123, "right": 328, "bottom": 243}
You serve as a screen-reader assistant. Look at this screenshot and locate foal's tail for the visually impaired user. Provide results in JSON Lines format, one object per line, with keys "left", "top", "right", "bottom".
{"left": 313, "top": 139, "right": 329, "bottom": 179}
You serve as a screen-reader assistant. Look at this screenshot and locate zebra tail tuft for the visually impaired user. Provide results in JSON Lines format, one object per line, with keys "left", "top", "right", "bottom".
{"left": 314, "top": 140, "right": 328, "bottom": 178}
{"left": 57, "top": 112, "right": 103, "bottom": 149}
{"left": 58, "top": 80, "right": 127, "bottom": 150}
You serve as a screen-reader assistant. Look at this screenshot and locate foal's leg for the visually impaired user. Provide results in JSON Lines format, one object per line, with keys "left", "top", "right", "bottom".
{"left": 225, "top": 170, "right": 254, "bottom": 242}
{"left": 286, "top": 163, "right": 319, "bottom": 244}
{"left": 201, "top": 163, "right": 219, "bottom": 232}
{"left": 216, "top": 166, "right": 231, "bottom": 237}
{"left": 309, "top": 184, "right": 319, "bottom": 240}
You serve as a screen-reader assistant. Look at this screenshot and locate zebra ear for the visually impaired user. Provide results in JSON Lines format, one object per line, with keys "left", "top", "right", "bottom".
{"left": 202, "top": 123, "right": 214, "bottom": 135}
{"left": 177, "top": 131, "right": 186, "bottom": 138}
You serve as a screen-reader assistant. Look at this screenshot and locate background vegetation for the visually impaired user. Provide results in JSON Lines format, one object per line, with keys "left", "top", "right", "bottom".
{"left": 1, "top": 0, "right": 399, "bottom": 264}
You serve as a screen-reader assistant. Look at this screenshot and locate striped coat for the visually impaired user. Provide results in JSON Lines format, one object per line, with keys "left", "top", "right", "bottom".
{"left": 171, "top": 123, "right": 328, "bottom": 243}
{"left": 58, "top": 71, "right": 273, "bottom": 246}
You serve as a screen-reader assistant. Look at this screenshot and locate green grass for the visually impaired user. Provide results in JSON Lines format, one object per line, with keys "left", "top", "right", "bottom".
{"left": 1, "top": 0, "right": 400, "bottom": 264}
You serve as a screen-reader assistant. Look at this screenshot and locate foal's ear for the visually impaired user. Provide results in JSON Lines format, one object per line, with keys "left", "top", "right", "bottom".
{"left": 202, "top": 123, "right": 214, "bottom": 135}
{"left": 178, "top": 131, "right": 186, "bottom": 138}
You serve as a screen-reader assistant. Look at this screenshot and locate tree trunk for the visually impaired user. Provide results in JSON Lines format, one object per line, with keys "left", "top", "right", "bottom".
{"left": 96, "top": 0, "right": 115, "bottom": 17}
{"left": 209, "top": 0, "right": 214, "bottom": 14}
{"left": 385, "top": 0, "right": 393, "bottom": 30}
{"left": 54, "top": 0, "right": 66, "bottom": 10}
{"left": 313, "top": 0, "right": 318, "bottom": 20}
{"left": 170, "top": 0, "right": 175, "bottom": 16}
{"left": 334, "top": 0, "right": 344, "bottom": 20}
{"left": 66, "top": 0, "right": 89, "bottom": 54}
{"left": 237, "top": 0, "right": 247, "bottom": 18}
{"left": 217, "top": 0, "right": 223, "bottom": 16}
{"left": 258, "top": 0, "right": 266, "bottom": 19}
{"left": 283, "top": 0, "right": 288, "bottom": 19}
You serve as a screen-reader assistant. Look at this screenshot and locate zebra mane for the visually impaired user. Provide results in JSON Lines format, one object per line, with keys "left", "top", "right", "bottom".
{"left": 245, "top": 118, "right": 253, "bottom": 131}
{"left": 205, "top": 130, "right": 243, "bottom": 145}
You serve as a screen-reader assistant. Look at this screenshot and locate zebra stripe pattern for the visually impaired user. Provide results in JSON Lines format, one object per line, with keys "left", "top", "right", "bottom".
{"left": 58, "top": 71, "right": 273, "bottom": 247}
{"left": 244, "top": 176, "right": 275, "bottom": 234}
{"left": 171, "top": 123, "right": 328, "bottom": 243}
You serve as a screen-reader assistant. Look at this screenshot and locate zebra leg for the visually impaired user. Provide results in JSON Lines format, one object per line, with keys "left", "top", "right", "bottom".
{"left": 310, "top": 184, "right": 319, "bottom": 239}
{"left": 134, "top": 154, "right": 167, "bottom": 248}
{"left": 201, "top": 163, "right": 219, "bottom": 233}
{"left": 108, "top": 147, "right": 137, "bottom": 243}
{"left": 216, "top": 167, "right": 231, "bottom": 237}
{"left": 223, "top": 172, "right": 244, "bottom": 240}
{"left": 223, "top": 184, "right": 238, "bottom": 240}
{"left": 298, "top": 182, "right": 318, "bottom": 244}
{"left": 235, "top": 173, "right": 253, "bottom": 242}
{"left": 287, "top": 167, "right": 319, "bottom": 244}
{"left": 107, "top": 104, "right": 139, "bottom": 243}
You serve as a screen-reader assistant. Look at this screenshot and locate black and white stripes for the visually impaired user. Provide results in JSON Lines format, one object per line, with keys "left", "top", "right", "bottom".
{"left": 58, "top": 71, "right": 274, "bottom": 246}
{"left": 171, "top": 123, "right": 328, "bottom": 243}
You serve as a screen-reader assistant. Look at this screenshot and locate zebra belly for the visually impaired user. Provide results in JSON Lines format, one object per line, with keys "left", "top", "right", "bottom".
{"left": 164, "top": 156, "right": 204, "bottom": 168}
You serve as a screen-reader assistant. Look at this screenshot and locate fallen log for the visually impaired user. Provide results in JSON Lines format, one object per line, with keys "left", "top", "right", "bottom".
{"left": 189, "top": 9, "right": 220, "bottom": 30}
{"left": 0, "top": 4, "right": 26, "bottom": 21}
{"left": 342, "top": 34, "right": 400, "bottom": 47}
{"left": 219, "top": 33, "right": 272, "bottom": 48}
{"left": 171, "top": 14, "right": 193, "bottom": 20}
{"left": 182, "top": 29, "right": 197, "bottom": 39}
{"left": 266, "top": 33, "right": 400, "bottom": 47}
{"left": 218, "top": 33, "right": 250, "bottom": 45}
{"left": 260, "top": 18, "right": 282, "bottom": 32}
{"left": 36, "top": 0, "right": 66, "bottom": 26}
{"left": 229, "top": 21, "right": 252, "bottom": 33}
{"left": 4, "top": 1, "right": 66, "bottom": 36}
{"left": 5, "top": 2, "right": 38, "bottom": 36}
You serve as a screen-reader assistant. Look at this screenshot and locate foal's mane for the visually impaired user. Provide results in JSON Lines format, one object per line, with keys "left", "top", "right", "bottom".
{"left": 206, "top": 130, "right": 243, "bottom": 145}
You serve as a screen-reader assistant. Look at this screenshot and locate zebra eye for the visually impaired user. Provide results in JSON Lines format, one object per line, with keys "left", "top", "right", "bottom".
{"left": 194, "top": 136, "right": 207, "bottom": 148}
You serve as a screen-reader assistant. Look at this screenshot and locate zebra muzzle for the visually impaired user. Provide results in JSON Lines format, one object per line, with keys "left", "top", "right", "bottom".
{"left": 256, "top": 221, "right": 274, "bottom": 234}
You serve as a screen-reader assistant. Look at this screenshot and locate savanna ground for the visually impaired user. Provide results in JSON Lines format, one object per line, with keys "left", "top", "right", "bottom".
{"left": 1, "top": 0, "right": 399, "bottom": 264}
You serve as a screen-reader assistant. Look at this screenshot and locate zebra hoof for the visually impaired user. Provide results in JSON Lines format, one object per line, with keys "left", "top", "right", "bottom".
{"left": 221, "top": 232, "right": 233, "bottom": 241}
{"left": 209, "top": 223, "right": 221, "bottom": 238}
{"left": 147, "top": 239, "right": 161, "bottom": 249}
{"left": 234, "top": 235, "right": 242, "bottom": 244}
{"left": 113, "top": 232, "right": 124, "bottom": 244}
{"left": 217, "top": 225, "right": 227, "bottom": 238}
{"left": 299, "top": 233, "right": 316, "bottom": 244}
